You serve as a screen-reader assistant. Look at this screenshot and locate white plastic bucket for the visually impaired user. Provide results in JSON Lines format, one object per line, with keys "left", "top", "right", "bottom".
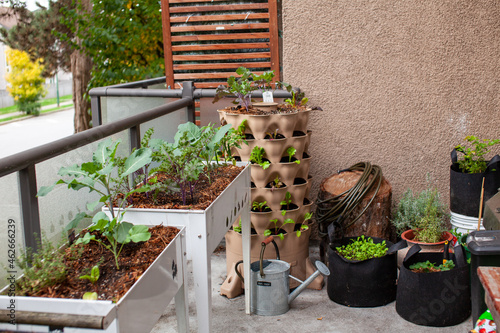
{"left": 450, "top": 211, "right": 485, "bottom": 234}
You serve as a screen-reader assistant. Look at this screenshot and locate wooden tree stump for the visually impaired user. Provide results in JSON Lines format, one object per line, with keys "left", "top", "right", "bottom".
{"left": 318, "top": 170, "right": 393, "bottom": 241}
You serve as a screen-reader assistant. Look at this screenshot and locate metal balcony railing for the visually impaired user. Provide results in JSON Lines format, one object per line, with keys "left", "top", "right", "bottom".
{"left": 0, "top": 79, "right": 292, "bottom": 254}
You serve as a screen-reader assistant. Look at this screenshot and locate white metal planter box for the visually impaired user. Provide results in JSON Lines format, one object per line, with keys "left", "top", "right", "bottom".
{"left": 103, "top": 161, "right": 252, "bottom": 333}
{"left": 0, "top": 226, "right": 188, "bottom": 333}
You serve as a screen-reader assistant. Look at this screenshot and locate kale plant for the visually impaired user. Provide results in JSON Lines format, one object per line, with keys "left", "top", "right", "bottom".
{"left": 151, "top": 122, "right": 244, "bottom": 205}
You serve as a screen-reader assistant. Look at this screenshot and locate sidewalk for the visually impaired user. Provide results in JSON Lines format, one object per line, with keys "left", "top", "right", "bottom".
{"left": 152, "top": 244, "right": 474, "bottom": 333}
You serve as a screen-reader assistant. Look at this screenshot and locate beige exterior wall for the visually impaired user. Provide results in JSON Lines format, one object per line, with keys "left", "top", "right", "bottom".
{"left": 281, "top": 0, "right": 500, "bottom": 208}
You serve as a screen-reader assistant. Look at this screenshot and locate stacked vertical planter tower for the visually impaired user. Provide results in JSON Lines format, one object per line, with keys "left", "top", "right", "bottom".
{"left": 215, "top": 68, "right": 323, "bottom": 298}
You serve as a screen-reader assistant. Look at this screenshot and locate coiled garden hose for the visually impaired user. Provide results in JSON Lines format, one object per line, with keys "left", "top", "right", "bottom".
{"left": 316, "top": 162, "right": 383, "bottom": 243}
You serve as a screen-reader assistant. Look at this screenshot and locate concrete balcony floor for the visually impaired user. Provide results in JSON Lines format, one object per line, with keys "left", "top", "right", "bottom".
{"left": 152, "top": 243, "right": 474, "bottom": 333}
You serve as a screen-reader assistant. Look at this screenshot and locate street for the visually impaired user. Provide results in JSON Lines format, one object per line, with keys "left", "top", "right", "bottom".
{"left": 0, "top": 109, "right": 74, "bottom": 159}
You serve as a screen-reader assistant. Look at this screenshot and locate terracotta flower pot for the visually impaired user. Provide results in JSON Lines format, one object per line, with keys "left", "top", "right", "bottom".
{"left": 401, "top": 229, "right": 454, "bottom": 250}
{"left": 398, "top": 229, "right": 454, "bottom": 267}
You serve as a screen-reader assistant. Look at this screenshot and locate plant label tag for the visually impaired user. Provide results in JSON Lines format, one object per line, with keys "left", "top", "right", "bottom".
{"left": 262, "top": 91, "right": 274, "bottom": 103}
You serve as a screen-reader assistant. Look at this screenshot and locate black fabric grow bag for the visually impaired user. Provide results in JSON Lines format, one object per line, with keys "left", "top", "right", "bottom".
{"left": 396, "top": 244, "right": 471, "bottom": 327}
{"left": 450, "top": 152, "right": 500, "bottom": 217}
{"left": 327, "top": 236, "right": 404, "bottom": 307}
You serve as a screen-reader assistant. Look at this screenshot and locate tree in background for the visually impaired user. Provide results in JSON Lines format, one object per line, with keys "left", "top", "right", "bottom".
{"left": 0, "top": 0, "right": 165, "bottom": 132}
{"left": 68, "top": 0, "right": 164, "bottom": 89}
{"left": 0, "top": 0, "right": 92, "bottom": 132}
{"left": 5, "top": 48, "right": 47, "bottom": 115}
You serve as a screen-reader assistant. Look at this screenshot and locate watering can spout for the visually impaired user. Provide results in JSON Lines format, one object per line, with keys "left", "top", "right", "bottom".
{"left": 288, "top": 261, "right": 330, "bottom": 304}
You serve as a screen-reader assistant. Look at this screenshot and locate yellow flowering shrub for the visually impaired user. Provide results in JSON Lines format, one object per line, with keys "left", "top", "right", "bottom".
{"left": 5, "top": 48, "right": 47, "bottom": 115}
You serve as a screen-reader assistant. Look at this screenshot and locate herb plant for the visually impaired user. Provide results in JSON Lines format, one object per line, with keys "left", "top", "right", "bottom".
{"left": 392, "top": 179, "right": 448, "bottom": 240}
{"left": 80, "top": 263, "right": 100, "bottom": 300}
{"left": 151, "top": 122, "right": 243, "bottom": 205}
{"left": 13, "top": 234, "right": 67, "bottom": 296}
{"left": 271, "top": 175, "right": 285, "bottom": 189}
{"left": 336, "top": 235, "right": 388, "bottom": 261}
{"left": 454, "top": 136, "right": 500, "bottom": 173}
{"left": 79, "top": 263, "right": 100, "bottom": 284}
{"left": 233, "top": 218, "right": 242, "bottom": 233}
{"left": 38, "top": 139, "right": 154, "bottom": 269}
{"left": 409, "top": 260, "right": 455, "bottom": 273}
{"left": 265, "top": 129, "right": 280, "bottom": 140}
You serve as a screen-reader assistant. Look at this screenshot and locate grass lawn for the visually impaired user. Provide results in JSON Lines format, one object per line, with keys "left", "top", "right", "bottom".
{"left": 0, "top": 95, "right": 73, "bottom": 115}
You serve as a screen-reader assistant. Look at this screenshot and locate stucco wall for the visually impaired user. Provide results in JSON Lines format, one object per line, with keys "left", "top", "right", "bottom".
{"left": 281, "top": 1, "right": 500, "bottom": 208}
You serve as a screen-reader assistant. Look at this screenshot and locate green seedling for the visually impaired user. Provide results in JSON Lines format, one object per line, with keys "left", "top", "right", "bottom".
{"left": 280, "top": 191, "right": 293, "bottom": 210}
{"left": 252, "top": 201, "right": 269, "bottom": 212}
{"left": 264, "top": 218, "right": 295, "bottom": 240}
{"left": 250, "top": 146, "right": 270, "bottom": 170}
{"left": 79, "top": 264, "right": 100, "bottom": 284}
{"left": 286, "top": 147, "right": 300, "bottom": 164}
{"left": 296, "top": 212, "right": 313, "bottom": 237}
{"left": 336, "top": 235, "right": 388, "bottom": 262}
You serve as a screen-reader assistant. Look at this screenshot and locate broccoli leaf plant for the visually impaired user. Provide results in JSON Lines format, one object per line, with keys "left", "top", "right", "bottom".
{"left": 37, "top": 138, "right": 153, "bottom": 269}
{"left": 213, "top": 66, "right": 275, "bottom": 112}
{"left": 151, "top": 122, "right": 244, "bottom": 205}
{"left": 213, "top": 66, "right": 256, "bottom": 112}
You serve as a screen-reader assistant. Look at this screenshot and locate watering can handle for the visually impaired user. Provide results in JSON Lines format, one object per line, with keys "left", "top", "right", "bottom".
{"left": 262, "top": 236, "right": 274, "bottom": 246}
{"left": 261, "top": 236, "right": 281, "bottom": 260}
{"left": 234, "top": 260, "right": 244, "bottom": 283}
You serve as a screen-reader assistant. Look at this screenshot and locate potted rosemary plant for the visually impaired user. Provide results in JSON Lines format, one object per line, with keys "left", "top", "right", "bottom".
{"left": 392, "top": 185, "right": 453, "bottom": 251}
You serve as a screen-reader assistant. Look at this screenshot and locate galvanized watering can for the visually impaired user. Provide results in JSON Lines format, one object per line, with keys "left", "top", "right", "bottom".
{"left": 235, "top": 236, "right": 330, "bottom": 316}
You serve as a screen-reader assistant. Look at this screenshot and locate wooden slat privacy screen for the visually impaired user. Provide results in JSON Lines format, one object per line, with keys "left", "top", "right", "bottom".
{"left": 161, "top": 0, "right": 280, "bottom": 88}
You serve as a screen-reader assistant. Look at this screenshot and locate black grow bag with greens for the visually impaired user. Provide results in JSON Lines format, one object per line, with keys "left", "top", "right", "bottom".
{"left": 450, "top": 152, "right": 500, "bottom": 217}
{"left": 327, "top": 236, "right": 405, "bottom": 307}
{"left": 396, "top": 244, "right": 471, "bottom": 327}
